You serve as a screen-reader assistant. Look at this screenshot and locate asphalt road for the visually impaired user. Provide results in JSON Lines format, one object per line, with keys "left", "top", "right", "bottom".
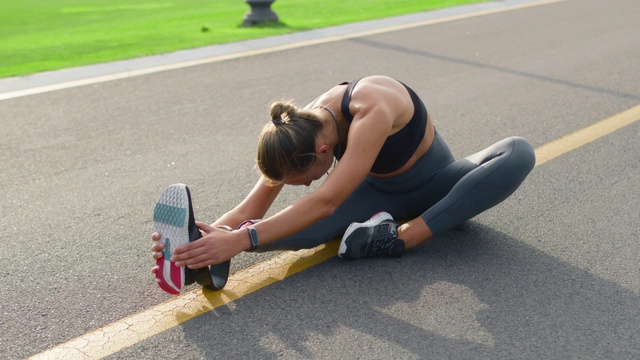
{"left": 1, "top": 0, "right": 639, "bottom": 358}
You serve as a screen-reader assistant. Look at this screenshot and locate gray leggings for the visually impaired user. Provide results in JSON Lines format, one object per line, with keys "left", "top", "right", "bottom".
{"left": 258, "top": 132, "right": 536, "bottom": 251}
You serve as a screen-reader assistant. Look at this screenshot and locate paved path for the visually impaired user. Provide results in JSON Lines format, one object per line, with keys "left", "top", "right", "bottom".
{"left": 1, "top": 0, "right": 639, "bottom": 358}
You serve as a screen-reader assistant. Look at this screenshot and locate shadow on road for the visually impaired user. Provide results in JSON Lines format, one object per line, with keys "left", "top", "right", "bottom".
{"left": 116, "top": 221, "right": 639, "bottom": 358}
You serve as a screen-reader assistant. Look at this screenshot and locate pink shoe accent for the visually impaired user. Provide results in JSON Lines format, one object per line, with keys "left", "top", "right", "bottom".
{"left": 155, "top": 256, "right": 181, "bottom": 295}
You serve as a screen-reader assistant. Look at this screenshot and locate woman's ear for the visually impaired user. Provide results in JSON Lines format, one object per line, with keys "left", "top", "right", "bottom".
{"left": 317, "top": 144, "right": 331, "bottom": 156}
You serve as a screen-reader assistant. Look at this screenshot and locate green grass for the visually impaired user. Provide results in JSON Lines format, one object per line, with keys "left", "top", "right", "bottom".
{"left": 0, "top": 0, "right": 487, "bottom": 78}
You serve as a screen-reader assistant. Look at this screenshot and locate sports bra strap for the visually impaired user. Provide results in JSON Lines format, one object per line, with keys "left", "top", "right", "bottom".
{"left": 340, "top": 79, "right": 361, "bottom": 123}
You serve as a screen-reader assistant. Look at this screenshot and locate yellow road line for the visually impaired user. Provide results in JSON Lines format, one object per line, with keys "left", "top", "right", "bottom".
{"left": 29, "top": 104, "right": 640, "bottom": 359}
{"left": 535, "top": 105, "right": 640, "bottom": 166}
{"left": 30, "top": 241, "right": 340, "bottom": 359}
{"left": 0, "top": 0, "right": 565, "bottom": 101}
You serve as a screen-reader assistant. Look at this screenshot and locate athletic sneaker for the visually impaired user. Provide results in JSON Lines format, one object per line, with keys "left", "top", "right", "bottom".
{"left": 338, "top": 212, "right": 405, "bottom": 259}
{"left": 153, "top": 184, "right": 230, "bottom": 295}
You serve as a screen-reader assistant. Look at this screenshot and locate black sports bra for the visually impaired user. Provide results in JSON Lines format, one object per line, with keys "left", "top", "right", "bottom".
{"left": 334, "top": 78, "right": 428, "bottom": 174}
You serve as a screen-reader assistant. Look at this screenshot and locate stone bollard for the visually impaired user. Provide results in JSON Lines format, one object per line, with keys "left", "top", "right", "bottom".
{"left": 243, "top": 0, "right": 279, "bottom": 26}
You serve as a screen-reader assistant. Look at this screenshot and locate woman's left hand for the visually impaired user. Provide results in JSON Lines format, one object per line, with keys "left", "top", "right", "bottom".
{"left": 170, "top": 221, "right": 248, "bottom": 268}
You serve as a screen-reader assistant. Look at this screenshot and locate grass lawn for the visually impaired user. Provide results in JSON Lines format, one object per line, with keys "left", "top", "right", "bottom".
{"left": 0, "top": 0, "right": 487, "bottom": 78}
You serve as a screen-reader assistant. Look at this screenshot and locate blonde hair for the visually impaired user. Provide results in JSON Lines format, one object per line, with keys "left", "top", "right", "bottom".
{"left": 257, "top": 100, "right": 323, "bottom": 185}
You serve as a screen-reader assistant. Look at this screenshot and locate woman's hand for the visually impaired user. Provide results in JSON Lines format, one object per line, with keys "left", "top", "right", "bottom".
{"left": 149, "top": 232, "right": 164, "bottom": 276}
{"left": 169, "top": 221, "right": 249, "bottom": 269}
{"left": 150, "top": 232, "right": 164, "bottom": 259}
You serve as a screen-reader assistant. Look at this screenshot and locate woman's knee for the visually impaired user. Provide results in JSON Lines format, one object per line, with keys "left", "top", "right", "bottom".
{"left": 485, "top": 136, "right": 535, "bottom": 188}
{"left": 508, "top": 136, "right": 536, "bottom": 175}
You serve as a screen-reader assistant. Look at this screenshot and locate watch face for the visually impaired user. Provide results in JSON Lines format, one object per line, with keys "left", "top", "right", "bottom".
{"left": 247, "top": 226, "right": 259, "bottom": 250}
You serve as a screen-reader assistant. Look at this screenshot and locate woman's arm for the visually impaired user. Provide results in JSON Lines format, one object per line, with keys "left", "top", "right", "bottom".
{"left": 169, "top": 112, "right": 394, "bottom": 267}
{"left": 170, "top": 77, "right": 410, "bottom": 267}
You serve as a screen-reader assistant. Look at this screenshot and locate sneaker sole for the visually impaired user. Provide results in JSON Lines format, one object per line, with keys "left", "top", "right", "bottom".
{"left": 338, "top": 211, "right": 393, "bottom": 258}
{"left": 153, "top": 184, "right": 191, "bottom": 295}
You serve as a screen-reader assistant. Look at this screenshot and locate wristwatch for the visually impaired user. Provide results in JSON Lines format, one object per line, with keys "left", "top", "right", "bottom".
{"left": 246, "top": 225, "right": 259, "bottom": 251}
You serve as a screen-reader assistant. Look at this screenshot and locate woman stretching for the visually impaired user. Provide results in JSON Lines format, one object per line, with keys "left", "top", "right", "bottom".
{"left": 150, "top": 75, "right": 535, "bottom": 293}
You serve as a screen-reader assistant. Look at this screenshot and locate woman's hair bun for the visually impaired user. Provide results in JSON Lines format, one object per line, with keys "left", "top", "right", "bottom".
{"left": 270, "top": 101, "right": 298, "bottom": 125}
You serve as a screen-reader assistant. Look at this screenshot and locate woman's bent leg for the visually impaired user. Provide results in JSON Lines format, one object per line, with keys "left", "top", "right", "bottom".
{"left": 421, "top": 136, "right": 535, "bottom": 235}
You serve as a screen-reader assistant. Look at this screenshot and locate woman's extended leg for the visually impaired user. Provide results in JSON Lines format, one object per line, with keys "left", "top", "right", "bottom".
{"left": 256, "top": 180, "right": 401, "bottom": 251}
